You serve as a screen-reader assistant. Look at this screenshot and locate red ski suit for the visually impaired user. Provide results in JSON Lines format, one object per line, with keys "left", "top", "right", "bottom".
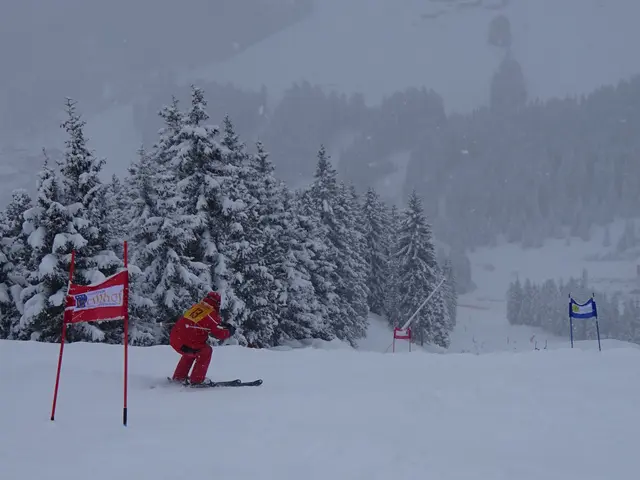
{"left": 169, "top": 300, "right": 231, "bottom": 384}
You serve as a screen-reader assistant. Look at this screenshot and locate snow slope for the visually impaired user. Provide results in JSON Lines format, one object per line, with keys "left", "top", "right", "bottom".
{"left": 450, "top": 219, "right": 640, "bottom": 354}
{"left": 2, "top": 338, "right": 640, "bottom": 480}
{"left": 356, "top": 219, "right": 640, "bottom": 356}
{"left": 190, "top": 0, "right": 640, "bottom": 113}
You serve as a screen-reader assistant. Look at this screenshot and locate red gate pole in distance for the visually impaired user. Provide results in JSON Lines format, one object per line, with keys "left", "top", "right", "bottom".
{"left": 51, "top": 250, "right": 76, "bottom": 421}
{"left": 123, "top": 241, "right": 129, "bottom": 427}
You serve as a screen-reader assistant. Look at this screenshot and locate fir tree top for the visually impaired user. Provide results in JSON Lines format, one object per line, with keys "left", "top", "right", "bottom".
{"left": 4, "top": 189, "right": 32, "bottom": 238}
{"left": 396, "top": 190, "right": 439, "bottom": 278}
{"left": 221, "top": 115, "right": 242, "bottom": 153}
{"left": 313, "top": 144, "right": 337, "bottom": 187}
{"left": 60, "top": 98, "right": 104, "bottom": 206}
{"left": 309, "top": 145, "right": 340, "bottom": 219}
{"left": 187, "top": 86, "right": 209, "bottom": 126}
{"left": 254, "top": 141, "right": 273, "bottom": 176}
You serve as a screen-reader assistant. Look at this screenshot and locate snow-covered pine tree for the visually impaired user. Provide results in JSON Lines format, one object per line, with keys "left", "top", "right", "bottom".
{"left": 602, "top": 292, "right": 623, "bottom": 340}
{"left": 536, "top": 279, "right": 558, "bottom": 331}
{"left": 0, "top": 213, "right": 14, "bottom": 339}
{"left": 341, "top": 184, "right": 370, "bottom": 333}
{"left": 58, "top": 101, "right": 117, "bottom": 270}
{"left": 18, "top": 158, "right": 100, "bottom": 342}
{"left": 58, "top": 98, "right": 122, "bottom": 342}
{"left": 551, "top": 279, "right": 569, "bottom": 336}
{"left": 0, "top": 189, "right": 34, "bottom": 338}
{"left": 393, "top": 190, "right": 450, "bottom": 348}
{"left": 237, "top": 140, "right": 288, "bottom": 346}
{"left": 384, "top": 204, "right": 402, "bottom": 326}
{"left": 518, "top": 279, "right": 535, "bottom": 327}
{"left": 59, "top": 99, "right": 104, "bottom": 207}
{"left": 5, "top": 191, "right": 33, "bottom": 269}
{"left": 361, "top": 187, "right": 390, "bottom": 316}
{"left": 530, "top": 282, "right": 543, "bottom": 327}
{"left": 212, "top": 115, "right": 264, "bottom": 341}
{"left": 240, "top": 140, "right": 336, "bottom": 347}
{"left": 104, "top": 175, "right": 128, "bottom": 258}
{"left": 4, "top": 189, "right": 32, "bottom": 239}
{"left": 167, "top": 86, "right": 223, "bottom": 272}
{"left": 506, "top": 277, "right": 523, "bottom": 325}
{"left": 3, "top": 189, "right": 32, "bottom": 269}
{"left": 123, "top": 147, "right": 164, "bottom": 345}
{"left": 293, "top": 189, "right": 341, "bottom": 343}
{"left": 133, "top": 89, "right": 217, "bottom": 341}
{"left": 275, "top": 188, "right": 332, "bottom": 343}
{"left": 302, "top": 145, "right": 368, "bottom": 345}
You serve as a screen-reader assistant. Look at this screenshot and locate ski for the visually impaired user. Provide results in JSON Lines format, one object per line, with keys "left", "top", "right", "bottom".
{"left": 190, "top": 379, "right": 241, "bottom": 388}
{"left": 163, "top": 377, "right": 263, "bottom": 388}
{"left": 192, "top": 379, "right": 263, "bottom": 388}
{"left": 234, "top": 379, "right": 263, "bottom": 387}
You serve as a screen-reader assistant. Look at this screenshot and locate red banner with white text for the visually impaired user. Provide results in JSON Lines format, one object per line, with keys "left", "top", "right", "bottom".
{"left": 393, "top": 327, "right": 411, "bottom": 340}
{"left": 64, "top": 270, "right": 129, "bottom": 324}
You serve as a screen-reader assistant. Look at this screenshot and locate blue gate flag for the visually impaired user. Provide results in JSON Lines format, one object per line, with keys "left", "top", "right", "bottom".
{"left": 569, "top": 297, "right": 597, "bottom": 319}
{"left": 568, "top": 295, "right": 601, "bottom": 351}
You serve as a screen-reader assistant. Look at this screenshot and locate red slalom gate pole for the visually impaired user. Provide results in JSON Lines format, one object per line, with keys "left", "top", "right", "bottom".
{"left": 51, "top": 250, "right": 76, "bottom": 421}
{"left": 50, "top": 322, "right": 68, "bottom": 421}
{"left": 123, "top": 241, "right": 129, "bottom": 427}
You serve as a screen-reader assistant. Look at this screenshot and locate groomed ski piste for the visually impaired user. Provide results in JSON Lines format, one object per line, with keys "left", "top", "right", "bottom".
{"left": 2, "top": 221, "right": 640, "bottom": 480}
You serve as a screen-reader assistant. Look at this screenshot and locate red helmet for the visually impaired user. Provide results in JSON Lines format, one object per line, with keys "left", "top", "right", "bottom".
{"left": 203, "top": 291, "right": 221, "bottom": 308}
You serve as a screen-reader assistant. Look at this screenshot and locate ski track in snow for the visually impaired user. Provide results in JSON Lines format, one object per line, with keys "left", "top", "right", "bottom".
{"left": 2, "top": 219, "right": 640, "bottom": 479}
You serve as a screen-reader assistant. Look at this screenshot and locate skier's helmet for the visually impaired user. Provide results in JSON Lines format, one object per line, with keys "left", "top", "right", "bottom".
{"left": 203, "top": 291, "right": 221, "bottom": 309}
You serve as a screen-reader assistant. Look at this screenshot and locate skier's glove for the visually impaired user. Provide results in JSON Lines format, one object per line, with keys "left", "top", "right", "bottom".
{"left": 220, "top": 322, "right": 236, "bottom": 336}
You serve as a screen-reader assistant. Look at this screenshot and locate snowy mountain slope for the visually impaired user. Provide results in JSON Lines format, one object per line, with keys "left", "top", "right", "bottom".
{"left": 449, "top": 218, "right": 640, "bottom": 354}
{"left": 350, "top": 218, "right": 640, "bottom": 356}
{"left": 189, "top": 0, "right": 640, "bottom": 113}
{"left": 2, "top": 339, "right": 639, "bottom": 480}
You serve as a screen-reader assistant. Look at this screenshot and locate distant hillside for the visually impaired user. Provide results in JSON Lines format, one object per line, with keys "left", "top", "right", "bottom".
{"left": 0, "top": 0, "right": 311, "bottom": 139}
{"left": 194, "top": 0, "right": 640, "bottom": 113}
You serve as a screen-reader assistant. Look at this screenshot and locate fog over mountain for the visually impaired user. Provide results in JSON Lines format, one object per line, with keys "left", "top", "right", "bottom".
{"left": 0, "top": 0, "right": 310, "bottom": 139}
{"left": 193, "top": 0, "right": 640, "bottom": 112}
{"left": 0, "top": 0, "right": 310, "bottom": 199}
{"left": 2, "top": 0, "right": 640, "bottom": 218}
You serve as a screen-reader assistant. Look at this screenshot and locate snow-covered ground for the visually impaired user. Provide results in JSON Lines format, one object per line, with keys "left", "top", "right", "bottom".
{"left": 2, "top": 338, "right": 639, "bottom": 480}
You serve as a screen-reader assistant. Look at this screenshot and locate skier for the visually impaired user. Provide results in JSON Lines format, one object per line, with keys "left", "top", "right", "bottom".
{"left": 169, "top": 291, "right": 236, "bottom": 386}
